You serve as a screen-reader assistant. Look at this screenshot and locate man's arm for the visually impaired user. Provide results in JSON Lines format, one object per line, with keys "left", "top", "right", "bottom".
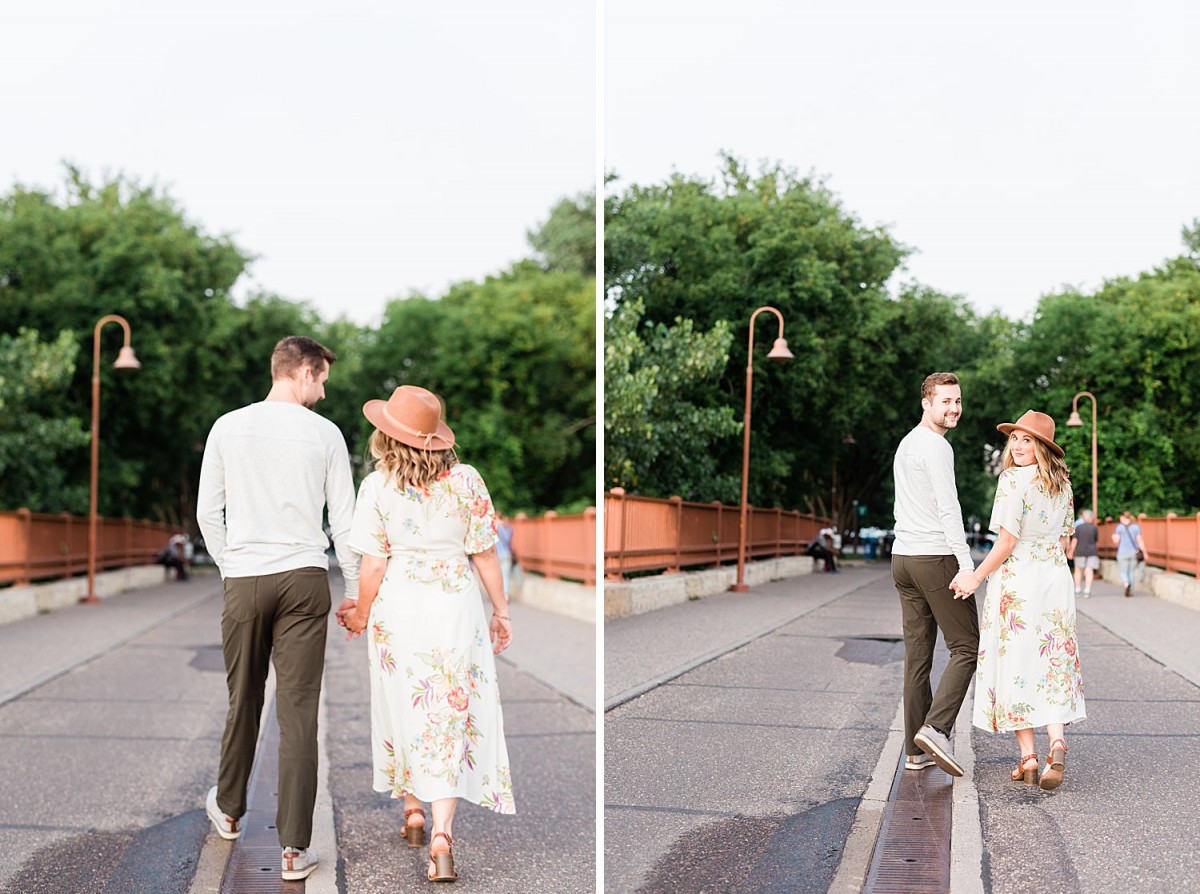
{"left": 927, "top": 446, "right": 973, "bottom": 574}
{"left": 325, "top": 436, "right": 360, "bottom": 603}
{"left": 195, "top": 427, "right": 227, "bottom": 576}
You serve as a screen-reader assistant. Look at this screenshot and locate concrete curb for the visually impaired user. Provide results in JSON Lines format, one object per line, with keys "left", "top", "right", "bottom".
{"left": 603, "top": 555, "right": 820, "bottom": 620}
{"left": 0, "top": 565, "right": 173, "bottom": 627}
{"left": 828, "top": 681, "right": 986, "bottom": 893}
{"left": 950, "top": 685, "right": 985, "bottom": 894}
{"left": 510, "top": 574, "right": 596, "bottom": 625}
{"left": 827, "top": 699, "right": 906, "bottom": 892}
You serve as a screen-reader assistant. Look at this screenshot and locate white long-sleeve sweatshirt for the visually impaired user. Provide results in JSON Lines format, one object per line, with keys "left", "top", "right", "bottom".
{"left": 891, "top": 425, "right": 972, "bottom": 572}
{"left": 196, "top": 401, "right": 360, "bottom": 600}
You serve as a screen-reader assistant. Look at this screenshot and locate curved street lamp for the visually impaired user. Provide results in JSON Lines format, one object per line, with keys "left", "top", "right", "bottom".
{"left": 1066, "top": 391, "right": 1097, "bottom": 519}
{"left": 731, "top": 306, "right": 793, "bottom": 592}
{"left": 84, "top": 314, "right": 141, "bottom": 604}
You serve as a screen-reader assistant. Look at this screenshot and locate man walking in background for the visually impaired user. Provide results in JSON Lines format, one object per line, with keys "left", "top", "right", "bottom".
{"left": 1070, "top": 509, "right": 1100, "bottom": 598}
{"left": 891, "top": 372, "right": 979, "bottom": 777}
{"left": 197, "top": 335, "right": 361, "bottom": 882}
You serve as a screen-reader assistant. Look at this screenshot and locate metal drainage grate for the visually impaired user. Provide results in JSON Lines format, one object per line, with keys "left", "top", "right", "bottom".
{"left": 221, "top": 699, "right": 303, "bottom": 893}
{"left": 863, "top": 751, "right": 954, "bottom": 894}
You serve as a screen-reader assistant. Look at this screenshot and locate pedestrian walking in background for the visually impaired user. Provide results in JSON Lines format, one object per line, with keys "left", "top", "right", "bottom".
{"left": 1070, "top": 509, "right": 1100, "bottom": 597}
{"left": 890, "top": 372, "right": 979, "bottom": 777}
{"left": 1113, "top": 509, "right": 1147, "bottom": 597}
{"left": 340, "top": 385, "right": 515, "bottom": 884}
{"left": 964, "top": 410, "right": 1084, "bottom": 791}
{"left": 496, "top": 514, "right": 516, "bottom": 596}
{"left": 196, "top": 335, "right": 361, "bottom": 882}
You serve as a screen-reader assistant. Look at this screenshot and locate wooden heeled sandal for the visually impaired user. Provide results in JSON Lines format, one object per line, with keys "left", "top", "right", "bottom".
{"left": 428, "top": 831, "right": 457, "bottom": 883}
{"left": 1011, "top": 753, "right": 1039, "bottom": 785}
{"left": 403, "top": 808, "right": 426, "bottom": 847}
{"left": 1040, "top": 739, "right": 1069, "bottom": 791}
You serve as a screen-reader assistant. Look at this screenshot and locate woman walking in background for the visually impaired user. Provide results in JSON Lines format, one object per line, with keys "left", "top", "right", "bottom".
{"left": 341, "top": 385, "right": 516, "bottom": 883}
{"left": 1113, "top": 509, "right": 1147, "bottom": 597}
{"left": 961, "top": 411, "right": 1085, "bottom": 791}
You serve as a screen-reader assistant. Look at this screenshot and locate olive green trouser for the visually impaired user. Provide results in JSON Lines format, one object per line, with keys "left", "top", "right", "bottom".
{"left": 891, "top": 555, "right": 979, "bottom": 756}
{"left": 216, "top": 567, "right": 330, "bottom": 849}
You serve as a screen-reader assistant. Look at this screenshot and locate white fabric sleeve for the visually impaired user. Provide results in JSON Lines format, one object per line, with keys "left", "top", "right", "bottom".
{"left": 347, "top": 473, "right": 391, "bottom": 559}
{"left": 927, "top": 445, "right": 973, "bottom": 572}
{"left": 325, "top": 433, "right": 360, "bottom": 601}
{"left": 989, "top": 469, "right": 1024, "bottom": 541}
{"left": 195, "top": 422, "right": 227, "bottom": 577}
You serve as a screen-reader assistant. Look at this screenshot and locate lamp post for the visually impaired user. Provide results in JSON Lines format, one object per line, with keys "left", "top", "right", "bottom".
{"left": 731, "top": 306, "right": 793, "bottom": 592}
{"left": 1066, "top": 391, "right": 1097, "bottom": 519}
{"left": 84, "top": 314, "right": 141, "bottom": 604}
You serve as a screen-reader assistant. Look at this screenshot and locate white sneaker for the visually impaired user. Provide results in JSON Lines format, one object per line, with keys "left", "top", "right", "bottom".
{"left": 282, "top": 847, "right": 319, "bottom": 881}
{"left": 914, "top": 724, "right": 964, "bottom": 777}
{"left": 205, "top": 786, "right": 241, "bottom": 840}
{"left": 905, "top": 752, "right": 936, "bottom": 770}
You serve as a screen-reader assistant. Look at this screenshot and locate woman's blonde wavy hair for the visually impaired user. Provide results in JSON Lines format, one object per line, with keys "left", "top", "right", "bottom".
{"left": 1001, "top": 433, "right": 1071, "bottom": 498}
{"left": 368, "top": 429, "right": 457, "bottom": 490}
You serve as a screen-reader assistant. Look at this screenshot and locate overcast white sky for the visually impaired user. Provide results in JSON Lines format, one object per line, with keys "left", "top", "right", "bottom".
{"left": 2, "top": 0, "right": 595, "bottom": 325}
{"left": 605, "top": 0, "right": 1199, "bottom": 321}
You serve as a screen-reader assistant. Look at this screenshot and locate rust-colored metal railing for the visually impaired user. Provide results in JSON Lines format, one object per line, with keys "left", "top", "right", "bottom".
{"left": 0, "top": 509, "right": 178, "bottom": 586}
{"left": 511, "top": 507, "right": 596, "bottom": 586}
{"left": 1097, "top": 512, "right": 1200, "bottom": 577}
{"left": 604, "top": 488, "right": 829, "bottom": 580}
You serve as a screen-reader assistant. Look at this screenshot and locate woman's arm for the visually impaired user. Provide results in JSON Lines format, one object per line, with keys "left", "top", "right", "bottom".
{"left": 470, "top": 546, "right": 512, "bottom": 654}
{"left": 962, "top": 527, "right": 1019, "bottom": 593}
{"left": 345, "top": 554, "right": 386, "bottom": 638}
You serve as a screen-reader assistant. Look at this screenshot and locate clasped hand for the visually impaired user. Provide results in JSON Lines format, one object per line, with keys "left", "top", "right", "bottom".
{"left": 949, "top": 569, "right": 980, "bottom": 599}
{"left": 335, "top": 598, "right": 367, "bottom": 640}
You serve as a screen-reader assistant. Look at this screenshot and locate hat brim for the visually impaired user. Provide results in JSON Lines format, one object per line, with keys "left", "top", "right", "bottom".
{"left": 996, "top": 422, "right": 1064, "bottom": 457}
{"left": 363, "top": 400, "right": 456, "bottom": 451}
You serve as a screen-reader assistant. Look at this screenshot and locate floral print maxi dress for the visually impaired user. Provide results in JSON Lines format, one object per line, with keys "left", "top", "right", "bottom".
{"left": 972, "top": 463, "right": 1086, "bottom": 733}
{"left": 348, "top": 463, "right": 515, "bottom": 814}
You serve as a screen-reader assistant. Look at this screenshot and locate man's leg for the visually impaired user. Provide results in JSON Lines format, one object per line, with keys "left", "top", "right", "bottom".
{"left": 893, "top": 555, "right": 938, "bottom": 754}
{"left": 218, "top": 575, "right": 276, "bottom": 819}
{"left": 271, "top": 568, "right": 331, "bottom": 849}
{"left": 923, "top": 555, "right": 980, "bottom": 737}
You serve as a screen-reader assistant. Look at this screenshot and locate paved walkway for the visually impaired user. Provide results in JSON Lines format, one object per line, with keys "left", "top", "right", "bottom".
{"left": 0, "top": 571, "right": 595, "bottom": 893}
{"left": 605, "top": 563, "right": 1200, "bottom": 893}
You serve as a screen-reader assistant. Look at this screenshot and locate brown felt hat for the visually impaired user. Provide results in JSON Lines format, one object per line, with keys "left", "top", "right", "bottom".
{"left": 996, "top": 409, "right": 1064, "bottom": 458}
{"left": 363, "top": 386, "right": 455, "bottom": 451}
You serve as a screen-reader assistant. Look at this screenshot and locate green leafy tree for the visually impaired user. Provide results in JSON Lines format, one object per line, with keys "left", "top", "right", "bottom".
{"left": 0, "top": 169, "right": 251, "bottom": 523}
{"left": 604, "top": 298, "right": 741, "bottom": 500}
{"left": 355, "top": 261, "right": 595, "bottom": 514}
{"left": 0, "top": 329, "right": 91, "bottom": 513}
{"left": 984, "top": 251, "right": 1200, "bottom": 518}
{"left": 528, "top": 191, "right": 596, "bottom": 276}
{"left": 606, "top": 156, "right": 1008, "bottom": 528}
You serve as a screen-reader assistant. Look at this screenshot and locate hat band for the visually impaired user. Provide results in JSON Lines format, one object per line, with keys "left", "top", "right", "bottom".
{"left": 381, "top": 407, "right": 445, "bottom": 449}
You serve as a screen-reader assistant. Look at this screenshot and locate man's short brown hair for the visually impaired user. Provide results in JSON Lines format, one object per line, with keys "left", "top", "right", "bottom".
{"left": 271, "top": 336, "right": 336, "bottom": 380}
{"left": 921, "top": 372, "right": 959, "bottom": 402}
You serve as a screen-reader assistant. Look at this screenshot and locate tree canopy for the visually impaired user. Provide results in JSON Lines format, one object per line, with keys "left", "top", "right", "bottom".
{"left": 605, "top": 155, "right": 1200, "bottom": 528}
{"left": 0, "top": 169, "right": 595, "bottom": 522}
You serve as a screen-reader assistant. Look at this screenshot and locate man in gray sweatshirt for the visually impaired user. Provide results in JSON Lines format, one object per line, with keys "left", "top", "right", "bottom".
{"left": 197, "top": 335, "right": 361, "bottom": 881}
{"left": 891, "top": 372, "right": 978, "bottom": 777}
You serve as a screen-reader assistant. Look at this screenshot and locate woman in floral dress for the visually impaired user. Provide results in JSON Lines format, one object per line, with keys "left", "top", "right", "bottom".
{"left": 342, "top": 385, "right": 515, "bottom": 882}
{"left": 962, "top": 410, "right": 1085, "bottom": 791}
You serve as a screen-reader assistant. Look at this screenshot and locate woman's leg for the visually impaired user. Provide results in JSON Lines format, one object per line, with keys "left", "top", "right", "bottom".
{"left": 1040, "top": 722, "right": 1069, "bottom": 790}
{"left": 403, "top": 793, "right": 424, "bottom": 826}
{"left": 1012, "top": 728, "right": 1038, "bottom": 781}
{"left": 429, "top": 797, "right": 458, "bottom": 877}
{"left": 1015, "top": 727, "right": 1035, "bottom": 758}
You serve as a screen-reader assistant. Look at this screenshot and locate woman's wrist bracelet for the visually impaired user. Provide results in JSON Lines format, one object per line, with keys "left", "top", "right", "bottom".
{"left": 493, "top": 613, "right": 510, "bottom": 621}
